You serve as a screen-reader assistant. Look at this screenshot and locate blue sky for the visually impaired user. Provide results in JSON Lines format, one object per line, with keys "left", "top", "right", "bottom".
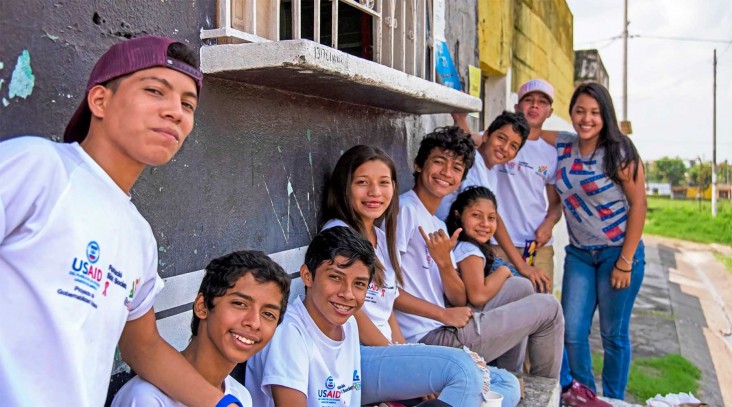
{"left": 567, "top": 0, "right": 732, "bottom": 164}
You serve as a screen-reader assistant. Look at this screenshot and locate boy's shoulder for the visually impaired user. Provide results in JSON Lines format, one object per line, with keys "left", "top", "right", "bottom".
{"left": 397, "top": 190, "right": 427, "bottom": 217}
{"left": 398, "top": 189, "right": 419, "bottom": 206}
{"left": 2, "top": 135, "right": 71, "bottom": 160}
{"left": 111, "top": 375, "right": 177, "bottom": 406}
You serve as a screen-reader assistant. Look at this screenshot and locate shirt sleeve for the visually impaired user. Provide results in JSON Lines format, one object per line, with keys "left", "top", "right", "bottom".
{"left": 453, "top": 242, "right": 486, "bottom": 267}
{"left": 260, "top": 321, "right": 311, "bottom": 399}
{"left": 395, "top": 203, "right": 416, "bottom": 254}
{"left": 0, "top": 137, "right": 66, "bottom": 244}
{"left": 127, "top": 231, "right": 165, "bottom": 321}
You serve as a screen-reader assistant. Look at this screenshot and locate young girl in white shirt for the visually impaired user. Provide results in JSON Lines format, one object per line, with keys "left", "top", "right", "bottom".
{"left": 445, "top": 186, "right": 564, "bottom": 377}
{"left": 446, "top": 186, "right": 516, "bottom": 308}
{"left": 323, "top": 145, "right": 521, "bottom": 407}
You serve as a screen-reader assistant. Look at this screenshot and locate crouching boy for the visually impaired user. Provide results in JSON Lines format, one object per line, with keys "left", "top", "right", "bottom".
{"left": 245, "top": 227, "right": 377, "bottom": 407}
{"left": 112, "top": 251, "right": 290, "bottom": 406}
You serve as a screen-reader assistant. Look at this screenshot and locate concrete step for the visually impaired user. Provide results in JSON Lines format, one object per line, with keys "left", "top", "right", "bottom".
{"left": 518, "top": 375, "right": 560, "bottom": 407}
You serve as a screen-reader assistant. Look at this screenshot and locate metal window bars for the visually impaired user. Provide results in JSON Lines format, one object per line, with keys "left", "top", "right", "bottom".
{"left": 200, "top": 0, "right": 434, "bottom": 81}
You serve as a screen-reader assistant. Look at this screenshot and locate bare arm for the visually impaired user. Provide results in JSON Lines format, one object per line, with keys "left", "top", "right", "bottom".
{"left": 612, "top": 162, "right": 647, "bottom": 290}
{"left": 387, "top": 312, "right": 407, "bottom": 344}
{"left": 419, "top": 227, "right": 467, "bottom": 306}
{"left": 393, "top": 288, "right": 472, "bottom": 328}
{"left": 119, "top": 309, "right": 225, "bottom": 407}
{"left": 540, "top": 130, "right": 559, "bottom": 146}
{"left": 493, "top": 213, "right": 551, "bottom": 293}
{"left": 354, "top": 309, "right": 392, "bottom": 346}
{"left": 452, "top": 112, "right": 483, "bottom": 147}
{"left": 458, "top": 256, "right": 512, "bottom": 307}
{"left": 272, "top": 385, "right": 307, "bottom": 407}
{"left": 535, "top": 185, "right": 563, "bottom": 247}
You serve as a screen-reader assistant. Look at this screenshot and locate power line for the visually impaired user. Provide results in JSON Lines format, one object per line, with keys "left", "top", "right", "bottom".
{"left": 576, "top": 34, "right": 732, "bottom": 47}
{"left": 630, "top": 34, "right": 732, "bottom": 44}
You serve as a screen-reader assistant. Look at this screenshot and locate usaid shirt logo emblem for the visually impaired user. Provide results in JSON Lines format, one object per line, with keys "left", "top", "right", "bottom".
{"left": 87, "top": 241, "right": 100, "bottom": 264}
{"left": 325, "top": 376, "right": 335, "bottom": 390}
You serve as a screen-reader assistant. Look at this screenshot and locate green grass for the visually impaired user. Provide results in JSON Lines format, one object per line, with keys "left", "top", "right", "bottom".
{"left": 592, "top": 352, "right": 700, "bottom": 401}
{"left": 644, "top": 197, "right": 732, "bottom": 245}
{"left": 714, "top": 253, "right": 732, "bottom": 274}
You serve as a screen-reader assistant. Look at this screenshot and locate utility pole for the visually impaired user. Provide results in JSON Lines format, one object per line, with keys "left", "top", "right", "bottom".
{"left": 622, "top": 0, "right": 628, "bottom": 121}
{"left": 620, "top": 0, "right": 632, "bottom": 135}
{"left": 712, "top": 49, "right": 717, "bottom": 217}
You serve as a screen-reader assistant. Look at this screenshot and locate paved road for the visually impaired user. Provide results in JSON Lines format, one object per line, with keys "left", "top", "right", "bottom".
{"left": 585, "top": 235, "right": 731, "bottom": 406}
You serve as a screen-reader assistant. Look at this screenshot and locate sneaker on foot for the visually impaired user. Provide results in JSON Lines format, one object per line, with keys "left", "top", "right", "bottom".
{"left": 561, "top": 380, "right": 611, "bottom": 406}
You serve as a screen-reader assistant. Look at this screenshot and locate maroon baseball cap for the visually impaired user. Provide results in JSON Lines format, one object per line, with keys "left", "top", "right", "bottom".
{"left": 64, "top": 36, "right": 203, "bottom": 143}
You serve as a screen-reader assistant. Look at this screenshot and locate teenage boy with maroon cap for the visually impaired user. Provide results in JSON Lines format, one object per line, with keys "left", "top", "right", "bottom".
{"left": 0, "top": 37, "right": 241, "bottom": 407}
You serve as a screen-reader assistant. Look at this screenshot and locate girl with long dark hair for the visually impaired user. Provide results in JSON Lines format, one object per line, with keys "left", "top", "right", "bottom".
{"left": 543, "top": 82, "right": 647, "bottom": 399}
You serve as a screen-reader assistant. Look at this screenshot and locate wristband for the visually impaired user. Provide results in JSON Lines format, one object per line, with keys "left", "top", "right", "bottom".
{"left": 614, "top": 263, "right": 632, "bottom": 273}
{"left": 619, "top": 254, "right": 633, "bottom": 266}
{"left": 216, "top": 394, "right": 242, "bottom": 407}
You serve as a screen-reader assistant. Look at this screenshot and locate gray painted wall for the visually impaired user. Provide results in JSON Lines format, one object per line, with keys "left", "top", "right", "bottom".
{"left": 0, "top": 1, "right": 429, "bottom": 274}
{"left": 0, "top": 0, "right": 481, "bottom": 398}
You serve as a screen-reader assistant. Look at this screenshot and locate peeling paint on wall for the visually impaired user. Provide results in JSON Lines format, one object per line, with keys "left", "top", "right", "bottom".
{"left": 8, "top": 50, "right": 35, "bottom": 100}
{"left": 42, "top": 30, "right": 59, "bottom": 41}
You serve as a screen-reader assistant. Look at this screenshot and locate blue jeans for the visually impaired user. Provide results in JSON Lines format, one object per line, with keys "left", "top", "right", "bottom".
{"left": 361, "top": 344, "right": 521, "bottom": 407}
{"left": 490, "top": 256, "right": 520, "bottom": 277}
{"left": 561, "top": 242, "right": 645, "bottom": 399}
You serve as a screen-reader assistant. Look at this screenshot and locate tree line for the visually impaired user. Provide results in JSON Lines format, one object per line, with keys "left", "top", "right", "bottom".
{"left": 645, "top": 157, "right": 732, "bottom": 187}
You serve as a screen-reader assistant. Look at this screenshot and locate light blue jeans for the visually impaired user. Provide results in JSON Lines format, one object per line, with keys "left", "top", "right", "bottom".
{"left": 561, "top": 241, "right": 645, "bottom": 399}
{"left": 361, "top": 344, "right": 521, "bottom": 407}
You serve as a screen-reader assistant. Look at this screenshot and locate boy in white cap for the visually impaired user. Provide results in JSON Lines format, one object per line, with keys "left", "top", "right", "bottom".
{"left": 492, "top": 78, "right": 563, "bottom": 291}
{"left": 507, "top": 79, "right": 611, "bottom": 407}
{"left": 0, "top": 36, "right": 241, "bottom": 407}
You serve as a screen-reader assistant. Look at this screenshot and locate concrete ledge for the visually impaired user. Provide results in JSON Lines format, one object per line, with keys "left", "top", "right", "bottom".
{"left": 200, "top": 39, "right": 482, "bottom": 114}
{"left": 518, "top": 375, "right": 560, "bottom": 407}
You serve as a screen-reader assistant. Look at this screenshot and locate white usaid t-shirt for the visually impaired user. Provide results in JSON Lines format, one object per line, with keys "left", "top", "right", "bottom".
{"left": 111, "top": 375, "right": 252, "bottom": 407}
{"left": 453, "top": 241, "right": 486, "bottom": 267}
{"left": 0, "top": 137, "right": 163, "bottom": 407}
{"left": 395, "top": 190, "right": 457, "bottom": 343}
{"left": 435, "top": 152, "right": 497, "bottom": 221}
{"left": 494, "top": 137, "right": 558, "bottom": 246}
{"left": 322, "top": 219, "right": 400, "bottom": 340}
{"left": 245, "top": 297, "right": 361, "bottom": 407}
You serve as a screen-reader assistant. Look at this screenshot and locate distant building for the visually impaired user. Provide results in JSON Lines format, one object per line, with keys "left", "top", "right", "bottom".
{"left": 646, "top": 183, "right": 672, "bottom": 197}
{"left": 684, "top": 184, "right": 732, "bottom": 200}
{"left": 574, "top": 49, "right": 609, "bottom": 89}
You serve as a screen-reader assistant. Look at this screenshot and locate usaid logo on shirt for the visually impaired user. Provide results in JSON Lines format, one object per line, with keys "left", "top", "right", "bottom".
{"left": 318, "top": 376, "right": 342, "bottom": 401}
{"left": 87, "top": 241, "right": 100, "bottom": 263}
{"left": 69, "top": 241, "right": 104, "bottom": 289}
{"left": 57, "top": 241, "right": 106, "bottom": 309}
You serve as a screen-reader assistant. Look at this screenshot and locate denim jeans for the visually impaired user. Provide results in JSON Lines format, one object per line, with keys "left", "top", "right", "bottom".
{"left": 361, "top": 344, "right": 521, "bottom": 407}
{"left": 561, "top": 241, "right": 645, "bottom": 399}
